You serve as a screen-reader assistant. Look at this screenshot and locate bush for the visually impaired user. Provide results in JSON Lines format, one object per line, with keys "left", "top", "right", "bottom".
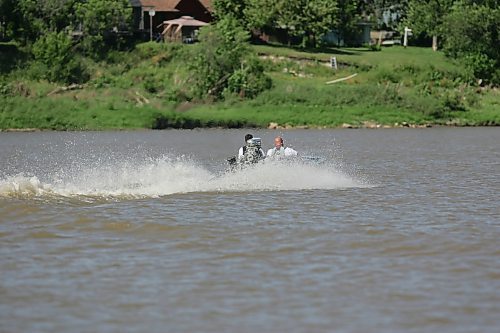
{"left": 440, "top": 90, "right": 466, "bottom": 112}
{"left": 31, "top": 32, "right": 88, "bottom": 84}
{"left": 374, "top": 67, "right": 402, "bottom": 83}
{"left": 0, "top": 78, "right": 13, "bottom": 96}
{"left": 463, "top": 53, "right": 497, "bottom": 86}
{"left": 225, "top": 56, "right": 272, "bottom": 98}
{"left": 188, "top": 17, "right": 272, "bottom": 100}
{"left": 441, "top": 2, "right": 500, "bottom": 86}
{"left": 134, "top": 42, "right": 183, "bottom": 62}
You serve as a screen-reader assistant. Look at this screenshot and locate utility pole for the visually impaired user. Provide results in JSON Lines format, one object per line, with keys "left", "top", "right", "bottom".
{"left": 149, "top": 9, "right": 155, "bottom": 41}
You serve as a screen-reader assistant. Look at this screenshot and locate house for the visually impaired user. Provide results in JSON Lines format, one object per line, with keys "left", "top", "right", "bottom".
{"left": 130, "top": 0, "right": 213, "bottom": 38}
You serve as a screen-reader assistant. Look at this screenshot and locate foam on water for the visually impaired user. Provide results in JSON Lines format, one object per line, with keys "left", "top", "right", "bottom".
{"left": 0, "top": 155, "right": 365, "bottom": 199}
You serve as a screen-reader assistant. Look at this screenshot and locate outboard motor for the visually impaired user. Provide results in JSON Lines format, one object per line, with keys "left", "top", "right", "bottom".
{"left": 241, "top": 137, "right": 263, "bottom": 165}
{"left": 227, "top": 137, "right": 264, "bottom": 171}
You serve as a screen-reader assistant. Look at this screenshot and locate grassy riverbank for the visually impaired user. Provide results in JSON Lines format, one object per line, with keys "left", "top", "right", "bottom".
{"left": 1, "top": 42, "right": 499, "bottom": 130}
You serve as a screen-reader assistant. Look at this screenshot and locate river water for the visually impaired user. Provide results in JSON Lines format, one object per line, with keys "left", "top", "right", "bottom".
{"left": 0, "top": 128, "right": 499, "bottom": 333}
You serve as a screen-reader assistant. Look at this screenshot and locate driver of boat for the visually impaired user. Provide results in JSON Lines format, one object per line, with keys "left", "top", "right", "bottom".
{"left": 266, "top": 136, "right": 298, "bottom": 157}
{"left": 238, "top": 133, "right": 265, "bottom": 159}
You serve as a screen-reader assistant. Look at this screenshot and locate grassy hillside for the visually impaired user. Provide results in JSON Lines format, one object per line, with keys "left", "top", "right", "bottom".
{"left": 1, "top": 42, "right": 498, "bottom": 130}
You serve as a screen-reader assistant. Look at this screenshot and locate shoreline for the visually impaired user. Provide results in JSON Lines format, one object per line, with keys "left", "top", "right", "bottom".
{"left": 1, "top": 122, "right": 498, "bottom": 132}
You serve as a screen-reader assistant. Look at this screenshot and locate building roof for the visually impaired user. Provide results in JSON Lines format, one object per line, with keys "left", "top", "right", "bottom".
{"left": 138, "top": 0, "right": 179, "bottom": 11}
{"left": 198, "top": 0, "right": 213, "bottom": 11}
{"left": 132, "top": 0, "right": 213, "bottom": 12}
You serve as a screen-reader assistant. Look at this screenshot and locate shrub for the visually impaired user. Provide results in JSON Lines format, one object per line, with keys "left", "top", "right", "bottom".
{"left": 225, "top": 56, "right": 272, "bottom": 98}
{"left": 463, "top": 53, "right": 497, "bottom": 86}
{"left": 31, "top": 31, "right": 88, "bottom": 84}
{"left": 188, "top": 17, "right": 271, "bottom": 100}
{"left": 440, "top": 90, "right": 466, "bottom": 112}
{"left": 0, "top": 81, "right": 12, "bottom": 96}
{"left": 368, "top": 44, "right": 381, "bottom": 52}
{"left": 374, "top": 67, "right": 402, "bottom": 83}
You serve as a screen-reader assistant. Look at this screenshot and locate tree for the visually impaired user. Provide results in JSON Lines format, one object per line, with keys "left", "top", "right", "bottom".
{"left": 244, "top": 0, "right": 277, "bottom": 32}
{"left": 75, "top": 0, "right": 131, "bottom": 57}
{"left": 441, "top": 1, "right": 500, "bottom": 85}
{"left": 15, "top": 0, "right": 78, "bottom": 43}
{"left": 213, "top": 0, "right": 248, "bottom": 25}
{"left": 10, "top": 0, "right": 132, "bottom": 55}
{"left": 0, "top": 0, "right": 18, "bottom": 40}
{"left": 245, "top": 0, "right": 338, "bottom": 47}
{"left": 31, "top": 31, "right": 88, "bottom": 83}
{"left": 188, "top": 17, "right": 271, "bottom": 100}
{"left": 405, "top": 0, "right": 454, "bottom": 50}
{"left": 281, "top": 0, "right": 339, "bottom": 47}
{"left": 335, "top": 0, "right": 360, "bottom": 46}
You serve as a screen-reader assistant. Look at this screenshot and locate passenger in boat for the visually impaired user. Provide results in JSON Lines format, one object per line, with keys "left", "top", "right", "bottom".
{"left": 238, "top": 133, "right": 265, "bottom": 164}
{"left": 266, "top": 136, "right": 298, "bottom": 158}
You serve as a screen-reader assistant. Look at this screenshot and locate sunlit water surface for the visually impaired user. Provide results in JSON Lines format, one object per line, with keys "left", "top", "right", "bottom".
{"left": 0, "top": 128, "right": 499, "bottom": 333}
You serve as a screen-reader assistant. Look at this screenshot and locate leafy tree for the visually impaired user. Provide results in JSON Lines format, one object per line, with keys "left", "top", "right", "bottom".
{"left": 281, "top": 0, "right": 339, "bottom": 47}
{"left": 188, "top": 17, "right": 271, "bottom": 100}
{"left": 244, "top": 0, "right": 277, "bottom": 32}
{"left": 31, "top": 31, "right": 88, "bottom": 83}
{"left": 245, "top": 0, "right": 338, "bottom": 47}
{"left": 75, "top": 0, "right": 131, "bottom": 57}
{"left": 213, "top": 0, "right": 248, "bottom": 25}
{"left": 0, "top": 0, "right": 19, "bottom": 40}
{"left": 405, "top": 0, "right": 454, "bottom": 50}
{"left": 16, "top": 0, "right": 78, "bottom": 43}
{"left": 441, "top": 1, "right": 499, "bottom": 85}
{"left": 335, "top": 0, "right": 361, "bottom": 46}
{"left": 4, "top": 0, "right": 133, "bottom": 53}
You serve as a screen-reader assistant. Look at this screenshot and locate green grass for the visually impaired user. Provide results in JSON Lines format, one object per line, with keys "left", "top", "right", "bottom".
{"left": 0, "top": 96, "right": 163, "bottom": 130}
{"left": 253, "top": 44, "right": 461, "bottom": 72}
{"left": 1, "top": 42, "right": 498, "bottom": 130}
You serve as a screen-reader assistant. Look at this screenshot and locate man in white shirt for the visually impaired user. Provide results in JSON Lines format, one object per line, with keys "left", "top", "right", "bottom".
{"left": 266, "top": 136, "right": 297, "bottom": 158}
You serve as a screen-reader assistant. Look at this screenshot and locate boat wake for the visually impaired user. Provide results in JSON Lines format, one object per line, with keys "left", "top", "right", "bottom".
{"left": 0, "top": 155, "right": 367, "bottom": 200}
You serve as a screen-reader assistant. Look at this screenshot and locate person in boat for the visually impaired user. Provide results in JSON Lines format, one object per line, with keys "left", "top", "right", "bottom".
{"left": 266, "top": 136, "right": 298, "bottom": 158}
{"left": 237, "top": 133, "right": 265, "bottom": 165}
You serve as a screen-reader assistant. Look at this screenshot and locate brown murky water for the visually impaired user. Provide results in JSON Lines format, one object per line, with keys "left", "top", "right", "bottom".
{"left": 1, "top": 128, "right": 499, "bottom": 333}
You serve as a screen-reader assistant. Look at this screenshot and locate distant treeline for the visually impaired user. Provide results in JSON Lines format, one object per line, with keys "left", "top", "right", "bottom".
{"left": 0, "top": 0, "right": 498, "bottom": 86}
